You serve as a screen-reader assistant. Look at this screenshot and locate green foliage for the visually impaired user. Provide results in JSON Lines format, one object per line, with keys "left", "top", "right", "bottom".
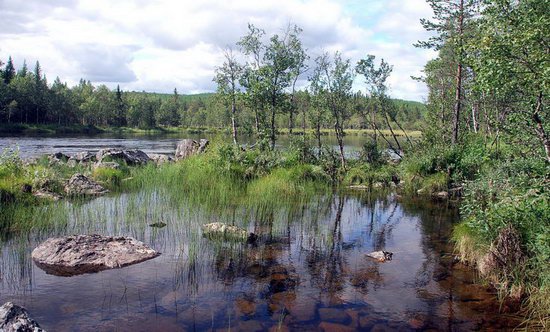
{"left": 92, "top": 167, "right": 124, "bottom": 187}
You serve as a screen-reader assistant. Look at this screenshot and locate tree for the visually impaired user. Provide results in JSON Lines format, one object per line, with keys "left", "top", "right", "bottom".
{"left": 356, "top": 55, "right": 407, "bottom": 155}
{"left": 417, "top": 0, "right": 478, "bottom": 144}
{"left": 2, "top": 56, "right": 16, "bottom": 85}
{"left": 214, "top": 49, "right": 243, "bottom": 144}
{"left": 310, "top": 52, "right": 354, "bottom": 169}
{"left": 469, "top": 0, "right": 549, "bottom": 161}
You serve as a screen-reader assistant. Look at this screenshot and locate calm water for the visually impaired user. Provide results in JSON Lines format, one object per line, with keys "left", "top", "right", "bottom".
{"left": 0, "top": 133, "right": 370, "bottom": 159}
{"left": 0, "top": 188, "right": 520, "bottom": 331}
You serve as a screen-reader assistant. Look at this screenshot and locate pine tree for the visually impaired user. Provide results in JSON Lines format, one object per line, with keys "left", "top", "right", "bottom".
{"left": 3, "top": 56, "right": 16, "bottom": 84}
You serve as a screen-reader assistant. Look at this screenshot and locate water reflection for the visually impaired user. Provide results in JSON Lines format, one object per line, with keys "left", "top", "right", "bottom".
{"left": 0, "top": 190, "right": 520, "bottom": 331}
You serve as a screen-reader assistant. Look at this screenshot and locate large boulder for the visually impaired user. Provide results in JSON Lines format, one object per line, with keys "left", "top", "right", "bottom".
{"left": 48, "top": 152, "right": 70, "bottom": 166}
{"left": 0, "top": 302, "right": 45, "bottom": 332}
{"left": 202, "top": 222, "right": 256, "bottom": 243}
{"left": 96, "top": 149, "right": 151, "bottom": 165}
{"left": 64, "top": 173, "right": 108, "bottom": 196}
{"left": 69, "top": 151, "right": 96, "bottom": 164}
{"left": 32, "top": 234, "right": 160, "bottom": 277}
{"left": 175, "top": 139, "right": 209, "bottom": 160}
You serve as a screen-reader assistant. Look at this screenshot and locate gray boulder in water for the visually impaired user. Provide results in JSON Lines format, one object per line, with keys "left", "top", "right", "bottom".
{"left": 32, "top": 234, "right": 160, "bottom": 277}
{"left": 202, "top": 222, "right": 256, "bottom": 243}
{"left": 0, "top": 302, "right": 45, "bottom": 332}
{"left": 175, "top": 139, "right": 209, "bottom": 160}
{"left": 96, "top": 149, "right": 151, "bottom": 165}
{"left": 64, "top": 173, "right": 108, "bottom": 196}
{"left": 366, "top": 251, "right": 393, "bottom": 262}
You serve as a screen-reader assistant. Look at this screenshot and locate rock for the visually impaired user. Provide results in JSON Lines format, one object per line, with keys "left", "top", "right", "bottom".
{"left": 96, "top": 149, "right": 150, "bottom": 165}
{"left": 21, "top": 184, "right": 32, "bottom": 193}
{"left": 269, "top": 269, "right": 299, "bottom": 293}
{"left": 175, "top": 139, "right": 209, "bottom": 160}
{"left": 70, "top": 151, "right": 96, "bottom": 163}
{"left": 48, "top": 152, "right": 69, "bottom": 165}
{"left": 0, "top": 302, "right": 45, "bottom": 332}
{"left": 433, "top": 191, "right": 449, "bottom": 200}
{"left": 92, "top": 161, "right": 120, "bottom": 170}
{"left": 148, "top": 153, "right": 174, "bottom": 165}
{"left": 373, "top": 182, "right": 384, "bottom": 189}
{"left": 201, "top": 222, "right": 256, "bottom": 243}
{"left": 149, "top": 222, "right": 167, "bottom": 228}
{"left": 318, "top": 322, "right": 354, "bottom": 332}
{"left": 366, "top": 251, "right": 393, "bottom": 262}
{"left": 349, "top": 185, "right": 369, "bottom": 190}
{"left": 318, "top": 308, "right": 351, "bottom": 324}
{"left": 33, "top": 189, "right": 62, "bottom": 201}
{"left": 31, "top": 234, "right": 160, "bottom": 276}
{"left": 64, "top": 173, "right": 108, "bottom": 196}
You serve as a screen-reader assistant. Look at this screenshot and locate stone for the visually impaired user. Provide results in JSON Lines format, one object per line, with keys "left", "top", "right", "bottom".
{"left": 0, "top": 302, "right": 45, "bottom": 332}
{"left": 318, "top": 322, "right": 354, "bottom": 332}
{"left": 433, "top": 191, "right": 449, "bottom": 200}
{"left": 148, "top": 153, "right": 174, "bottom": 165}
{"left": 96, "top": 149, "right": 150, "bottom": 165}
{"left": 289, "top": 298, "right": 317, "bottom": 322}
{"left": 149, "top": 222, "right": 167, "bottom": 228}
{"left": 366, "top": 251, "right": 393, "bottom": 262}
{"left": 175, "top": 139, "right": 209, "bottom": 160}
{"left": 48, "top": 152, "right": 69, "bottom": 165}
{"left": 32, "top": 234, "right": 160, "bottom": 276}
{"left": 70, "top": 151, "right": 96, "bottom": 163}
{"left": 235, "top": 298, "right": 256, "bottom": 316}
{"left": 33, "top": 189, "right": 62, "bottom": 201}
{"left": 372, "top": 182, "right": 384, "bottom": 189}
{"left": 21, "top": 184, "right": 32, "bottom": 193}
{"left": 348, "top": 185, "right": 369, "bottom": 190}
{"left": 318, "top": 308, "right": 351, "bottom": 324}
{"left": 64, "top": 173, "right": 108, "bottom": 196}
{"left": 202, "top": 222, "right": 256, "bottom": 243}
{"left": 92, "top": 161, "right": 120, "bottom": 170}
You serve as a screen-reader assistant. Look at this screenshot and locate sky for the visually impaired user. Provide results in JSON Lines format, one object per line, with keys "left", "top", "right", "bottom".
{"left": 0, "top": 0, "right": 436, "bottom": 101}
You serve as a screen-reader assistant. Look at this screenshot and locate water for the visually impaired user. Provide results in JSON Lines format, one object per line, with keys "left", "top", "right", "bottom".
{"left": 0, "top": 189, "right": 520, "bottom": 331}
{"left": 0, "top": 133, "right": 371, "bottom": 159}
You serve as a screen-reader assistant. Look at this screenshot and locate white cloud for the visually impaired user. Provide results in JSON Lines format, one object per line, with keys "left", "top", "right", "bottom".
{"left": 0, "top": 0, "right": 435, "bottom": 101}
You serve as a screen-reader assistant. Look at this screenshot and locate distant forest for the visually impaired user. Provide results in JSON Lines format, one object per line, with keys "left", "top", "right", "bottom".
{"left": 0, "top": 57, "right": 425, "bottom": 133}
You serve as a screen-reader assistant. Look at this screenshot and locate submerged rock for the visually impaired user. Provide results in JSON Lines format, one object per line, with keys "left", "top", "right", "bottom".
{"left": 175, "top": 139, "right": 209, "bottom": 160}
{"left": 32, "top": 234, "right": 160, "bottom": 277}
{"left": 64, "top": 173, "right": 108, "bottom": 196}
{"left": 0, "top": 302, "right": 45, "bottom": 332}
{"left": 202, "top": 222, "right": 256, "bottom": 243}
{"left": 96, "top": 149, "right": 151, "bottom": 165}
{"left": 366, "top": 251, "right": 393, "bottom": 262}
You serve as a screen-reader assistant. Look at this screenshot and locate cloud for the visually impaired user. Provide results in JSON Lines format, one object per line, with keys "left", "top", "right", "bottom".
{"left": 0, "top": 0, "right": 435, "bottom": 101}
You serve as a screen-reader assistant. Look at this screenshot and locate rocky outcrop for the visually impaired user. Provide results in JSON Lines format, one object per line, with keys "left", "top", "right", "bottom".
{"left": 175, "top": 139, "right": 209, "bottom": 160}
{"left": 96, "top": 149, "right": 151, "bottom": 165}
{"left": 202, "top": 222, "right": 256, "bottom": 243}
{"left": 366, "top": 251, "right": 393, "bottom": 262}
{"left": 32, "top": 234, "right": 160, "bottom": 276}
{"left": 0, "top": 302, "right": 45, "bottom": 332}
{"left": 48, "top": 152, "right": 70, "bottom": 165}
{"left": 148, "top": 153, "right": 174, "bottom": 165}
{"left": 64, "top": 173, "right": 108, "bottom": 196}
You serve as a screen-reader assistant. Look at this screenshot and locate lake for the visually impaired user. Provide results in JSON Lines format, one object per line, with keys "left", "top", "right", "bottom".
{"left": 0, "top": 134, "right": 520, "bottom": 331}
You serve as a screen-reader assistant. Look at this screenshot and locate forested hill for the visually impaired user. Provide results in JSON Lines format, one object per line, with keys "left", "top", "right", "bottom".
{"left": 0, "top": 58, "right": 425, "bottom": 132}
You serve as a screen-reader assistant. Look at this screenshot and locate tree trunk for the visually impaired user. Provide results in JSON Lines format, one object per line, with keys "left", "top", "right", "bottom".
{"left": 384, "top": 112, "right": 402, "bottom": 154}
{"left": 334, "top": 120, "right": 346, "bottom": 170}
{"left": 451, "top": 0, "right": 464, "bottom": 145}
{"left": 533, "top": 92, "right": 550, "bottom": 162}
{"left": 270, "top": 106, "right": 276, "bottom": 150}
{"left": 231, "top": 96, "right": 238, "bottom": 145}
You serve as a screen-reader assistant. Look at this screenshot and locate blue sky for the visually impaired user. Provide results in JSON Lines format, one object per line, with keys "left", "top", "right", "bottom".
{"left": 0, "top": 0, "right": 436, "bottom": 101}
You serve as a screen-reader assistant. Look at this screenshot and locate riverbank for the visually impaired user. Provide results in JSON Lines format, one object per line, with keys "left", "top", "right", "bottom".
{"left": 0, "top": 123, "right": 421, "bottom": 138}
